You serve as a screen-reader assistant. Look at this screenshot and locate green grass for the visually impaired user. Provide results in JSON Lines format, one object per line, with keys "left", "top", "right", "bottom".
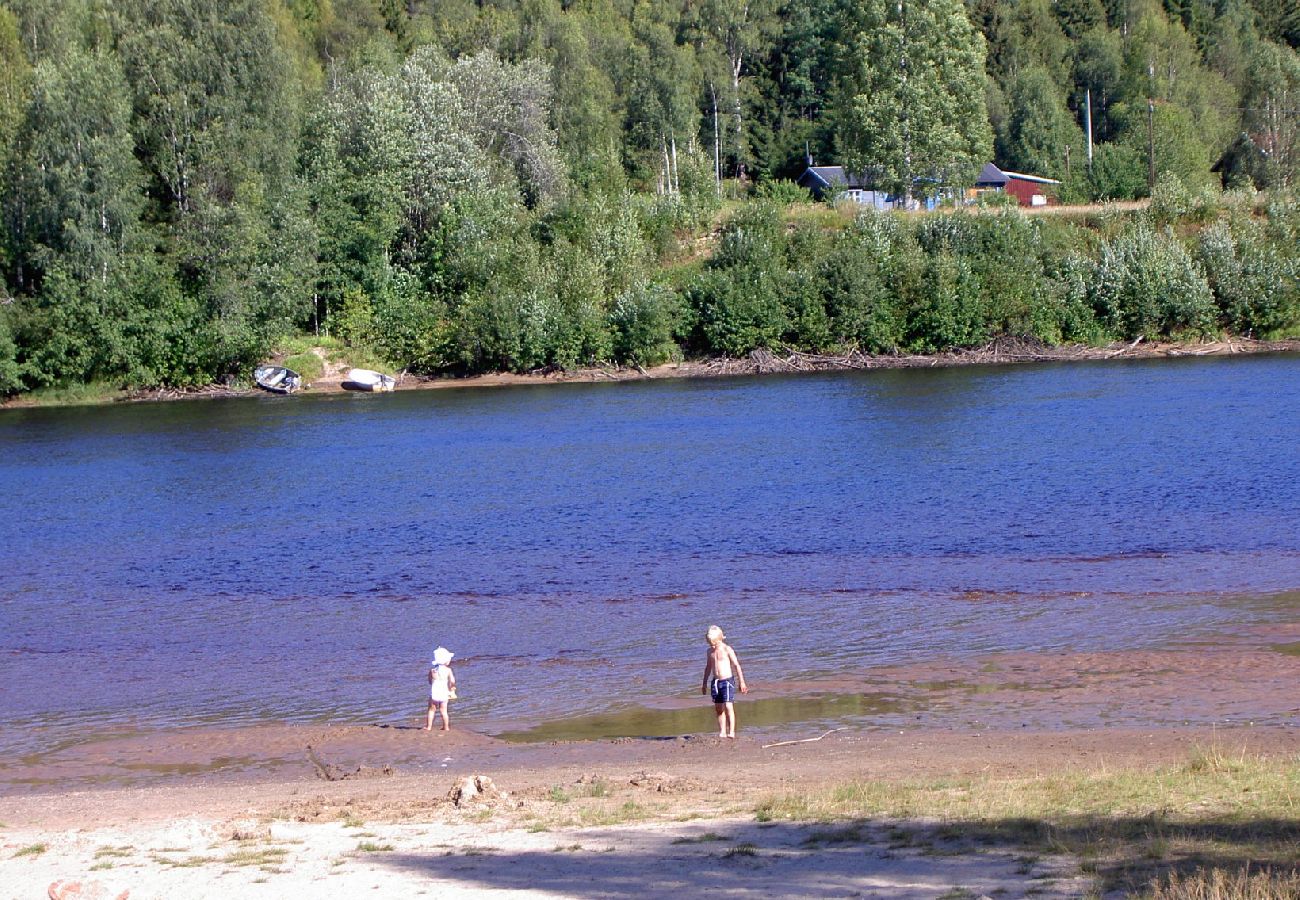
{"left": 548, "top": 785, "right": 571, "bottom": 804}
{"left": 281, "top": 352, "right": 324, "bottom": 382}
{"left": 152, "top": 854, "right": 216, "bottom": 868}
{"left": 94, "top": 845, "right": 134, "bottom": 859}
{"left": 580, "top": 779, "right": 610, "bottom": 799}
{"left": 12, "top": 843, "right": 47, "bottom": 858}
{"left": 223, "top": 847, "right": 289, "bottom": 868}
{"left": 15, "top": 381, "right": 131, "bottom": 407}
{"left": 356, "top": 841, "right": 394, "bottom": 853}
{"left": 752, "top": 749, "right": 1300, "bottom": 897}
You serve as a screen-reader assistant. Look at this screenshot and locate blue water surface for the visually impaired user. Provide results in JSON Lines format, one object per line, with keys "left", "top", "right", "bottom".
{"left": 1, "top": 354, "right": 1298, "bottom": 751}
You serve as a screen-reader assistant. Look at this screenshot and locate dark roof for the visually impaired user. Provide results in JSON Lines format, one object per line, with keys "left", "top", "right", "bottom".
{"left": 974, "top": 162, "right": 1008, "bottom": 187}
{"left": 797, "top": 166, "right": 869, "bottom": 190}
{"left": 976, "top": 162, "right": 1060, "bottom": 187}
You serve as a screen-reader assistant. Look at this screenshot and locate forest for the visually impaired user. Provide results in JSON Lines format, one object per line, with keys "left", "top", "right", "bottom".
{"left": 0, "top": 0, "right": 1297, "bottom": 396}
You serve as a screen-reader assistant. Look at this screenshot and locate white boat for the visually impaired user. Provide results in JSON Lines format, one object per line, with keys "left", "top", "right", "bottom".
{"left": 346, "top": 368, "right": 397, "bottom": 392}
{"left": 253, "top": 365, "right": 302, "bottom": 394}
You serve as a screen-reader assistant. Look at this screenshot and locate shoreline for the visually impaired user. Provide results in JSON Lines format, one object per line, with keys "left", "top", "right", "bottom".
{"left": 4, "top": 630, "right": 1296, "bottom": 896}
{"left": 2, "top": 723, "right": 1295, "bottom": 898}
{"left": 5, "top": 623, "right": 1296, "bottom": 802}
{"left": 4, "top": 336, "right": 1299, "bottom": 409}
{"left": 3, "top": 722, "right": 1296, "bottom": 829}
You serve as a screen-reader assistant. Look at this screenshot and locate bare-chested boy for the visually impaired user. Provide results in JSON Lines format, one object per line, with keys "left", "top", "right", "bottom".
{"left": 702, "top": 625, "right": 747, "bottom": 738}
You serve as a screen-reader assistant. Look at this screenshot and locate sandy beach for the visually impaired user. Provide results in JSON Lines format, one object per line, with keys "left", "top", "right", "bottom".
{"left": 3, "top": 628, "right": 1297, "bottom": 899}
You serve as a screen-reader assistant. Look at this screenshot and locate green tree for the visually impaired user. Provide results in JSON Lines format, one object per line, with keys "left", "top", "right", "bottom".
{"left": 5, "top": 45, "right": 142, "bottom": 288}
{"left": 1001, "top": 64, "right": 1086, "bottom": 178}
{"left": 1241, "top": 40, "right": 1300, "bottom": 187}
{"left": 833, "top": 0, "right": 993, "bottom": 203}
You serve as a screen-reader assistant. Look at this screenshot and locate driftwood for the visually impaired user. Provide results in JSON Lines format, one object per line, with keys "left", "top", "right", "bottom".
{"left": 761, "top": 727, "right": 846, "bottom": 750}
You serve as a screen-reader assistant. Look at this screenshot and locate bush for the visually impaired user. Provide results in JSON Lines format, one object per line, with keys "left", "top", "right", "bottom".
{"left": 684, "top": 267, "right": 787, "bottom": 356}
{"left": 754, "top": 179, "right": 813, "bottom": 205}
{"left": 904, "top": 251, "right": 986, "bottom": 352}
{"left": 819, "top": 213, "right": 912, "bottom": 352}
{"left": 610, "top": 281, "right": 681, "bottom": 366}
{"left": 1087, "top": 143, "right": 1147, "bottom": 201}
{"left": 1148, "top": 174, "right": 1224, "bottom": 228}
{"left": 0, "top": 307, "right": 23, "bottom": 394}
{"left": 1090, "top": 224, "right": 1217, "bottom": 339}
{"left": 1197, "top": 219, "right": 1300, "bottom": 337}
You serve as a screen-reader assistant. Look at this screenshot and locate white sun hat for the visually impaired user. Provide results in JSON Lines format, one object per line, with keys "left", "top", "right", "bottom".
{"left": 432, "top": 646, "right": 454, "bottom": 666}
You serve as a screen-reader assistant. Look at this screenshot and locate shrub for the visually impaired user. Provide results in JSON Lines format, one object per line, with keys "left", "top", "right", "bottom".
{"left": 1148, "top": 174, "right": 1224, "bottom": 228}
{"left": 904, "top": 251, "right": 986, "bottom": 352}
{"left": 1197, "top": 219, "right": 1300, "bottom": 337}
{"left": 754, "top": 179, "right": 813, "bottom": 205}
{"left": 1087, "top": 143, "right": 1147, "bottom": 201}
{"left": 684, "top": 267, "right": 787, "bottom": 356}
{"left": 610, "top": 281, "right": 681, "bottom": 366}
{"left": 1090, "top": 224, "right": 1217, "bottom": 339}
{"left": 370, "top": 271, "right": 452, "bottom": 372}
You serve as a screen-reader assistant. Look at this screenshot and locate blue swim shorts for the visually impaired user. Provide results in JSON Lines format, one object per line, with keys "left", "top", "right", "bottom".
{"left": 710, "top": 677, "right": 735, "bottom": 704}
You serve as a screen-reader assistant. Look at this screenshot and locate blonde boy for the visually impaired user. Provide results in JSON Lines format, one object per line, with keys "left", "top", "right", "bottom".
{"left": 701, "top": 625, "right": 747, "bottom": 737}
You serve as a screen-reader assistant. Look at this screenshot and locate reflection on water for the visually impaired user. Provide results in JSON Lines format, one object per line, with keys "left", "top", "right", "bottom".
{"left": 495, "top": 692, "right": 908, "bottom": 743}
{"left": 1, "top": 354, "right": 1299, "bottom": 754}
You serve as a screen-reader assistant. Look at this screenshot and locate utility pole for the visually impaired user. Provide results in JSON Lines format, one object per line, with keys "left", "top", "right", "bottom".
{"left": 1084, "top": 88, "right": 1093, "bottom": 168}
{"left": 1147, "top": 98, "right": 1156, "bottom": 190}
{"left": 1146, "top": 63, "right": 1156, "bottom": 191}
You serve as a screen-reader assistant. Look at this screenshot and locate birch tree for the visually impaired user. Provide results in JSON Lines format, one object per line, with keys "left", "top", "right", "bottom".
{"left": 833, "top": 0, "right": 993, "bottom": 203}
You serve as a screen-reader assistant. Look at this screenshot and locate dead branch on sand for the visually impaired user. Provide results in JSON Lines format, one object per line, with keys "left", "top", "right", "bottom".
{"left": 761, "top": 728, "right": 847, "bottom": 750}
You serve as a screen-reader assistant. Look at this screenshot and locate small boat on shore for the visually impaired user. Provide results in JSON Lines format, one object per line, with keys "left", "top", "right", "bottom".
{"left": 345, "top": 368, "right": 397, "bottom": 392}
{"left": 253, "top": 365, "right": 302, "bottom": 394}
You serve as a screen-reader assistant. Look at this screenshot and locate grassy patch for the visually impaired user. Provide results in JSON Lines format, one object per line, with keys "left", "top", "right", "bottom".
{"left": 16, "top": 381, "right": 130, "bottom": 407}
{"left": 722, "top": 842, "right": 758, "bottom": 858}
{"left": 802, "top": 824, "right": 868, "bottom": 846}
{"left": 552, "top": 844, "right": 583, "bottom": 852}
{"left": 1150, "top": 867, "right": 1300, "bottom": 899}
{"left": 671, "top": 831, "right": 728, "bottom": 844}
{"left": 753, "top": 750, "right": 1300, "bottom": 896}
{"left": 152, "top": 854, "right": 216, "bottom": 868}
{"left": 223, "top": 847, "right": 289, "bottom": 868}
{"left": 548, "top": 785, "right": 571, "bottom": 804}
{"left": 341, "top": 813, "right": 365, "bottom": 828}
{"left": 13, "top": 843, "right": 47, "bottom": 858}
{"left": 580, "top": 779, "right": 610, "bottom": 799}
{"left": 356, "top": 842, "right": 394, "bottom": 853}
{"left": 94, "top": 845, "right": 134, "bottom": 859}
{"left": 577, "top": 799, "right": 647, "bottom": 827}
{"left": 281, "top": 352, "right": 324, "bottom": 382}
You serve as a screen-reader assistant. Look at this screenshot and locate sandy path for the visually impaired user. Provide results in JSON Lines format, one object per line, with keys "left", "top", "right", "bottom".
{"left": 1, "top": 813, "right": 1091, "bottom": 899}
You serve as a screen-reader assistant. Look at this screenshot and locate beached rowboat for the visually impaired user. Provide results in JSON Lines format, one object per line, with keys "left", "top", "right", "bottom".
{"left": 253, "top": 365, "right": 302, "bottom": 394}
{"left": 346, "top": 368, "right": 397, "bottom": 392}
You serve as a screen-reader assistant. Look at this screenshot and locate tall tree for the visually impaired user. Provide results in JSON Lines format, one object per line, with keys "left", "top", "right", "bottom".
{"left": 1001, "top": 64, "right": 1086, "bottom": 178}
{"left": 833, "top": 0, "right": 993, "bottom": 202}
{"left": 1241, "top": 40, "right": 1300, "bottom": 186}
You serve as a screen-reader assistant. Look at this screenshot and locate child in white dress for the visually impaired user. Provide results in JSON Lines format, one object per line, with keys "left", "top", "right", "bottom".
{"left": 425, "top": 646, "right": 457, "bottom": 731}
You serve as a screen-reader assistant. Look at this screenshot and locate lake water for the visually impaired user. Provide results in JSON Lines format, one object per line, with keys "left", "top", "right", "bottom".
{"left": 2, "top": 355, "right": 1298, "bottom": 755}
